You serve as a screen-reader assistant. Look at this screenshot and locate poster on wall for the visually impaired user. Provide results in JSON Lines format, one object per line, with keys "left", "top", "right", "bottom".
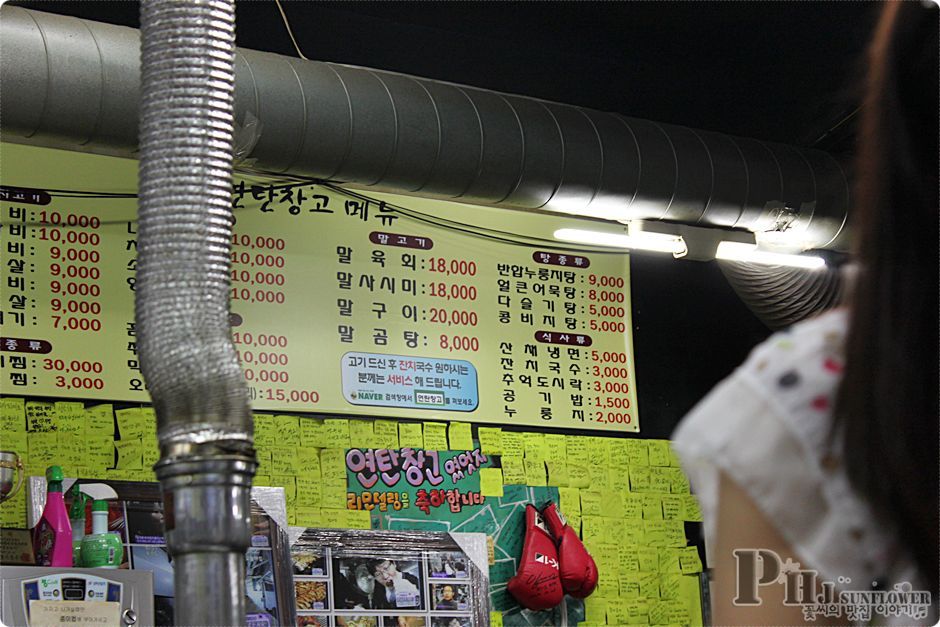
{"left": 0, "top": 142, "right": 639, "bottom": 432}
{"left": 288, "top": 528, "right": 490, "bottom": 626}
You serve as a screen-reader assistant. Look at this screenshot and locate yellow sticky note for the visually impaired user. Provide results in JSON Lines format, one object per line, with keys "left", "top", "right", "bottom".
{"left": 320, "top": 449, "right": 346, "bottom": 480}
{"left": 650, "top": 466, "right": 673, "bottom": 493}
{"left": 478, "top": 427, "right": 503, "bottom": 455}
{"left": 254, "top": 414, "right": 276, "bottom": 449}
{"left": 25, "top": 401, "right": 55, "bottom": 433}
{"left": 678, "top": 547, "right": 703, "bottom": 574}
{"left": 522, "top": 433, "right": 547, "bottom": 460}
{"left": 271, "top": 446, "right": 299, "bottom": 475}
{"left": 501, "top": 432, "right": 525, "bottom": 457}
{"left": 295, "top": 475, "right": 322, "bottom": 507}
{"left": 661, "top": 495, "right": 684, "bottom": 520}
{"left": 583, "top": 596, "right": 608, "bottom": 623}
{"left": 619, "top": 545, "right": 640, "bottom": 572}
{"left": 643, "top": 494, "right": 664, "bottom": 520}
{"left": 625, "top": 439, "right": 649, "bottom": 466}
{"left": 0, "top": 397, "right": 25, "bottom": 433}
{"left": 398, "top": 423, "right": 424, "bottom": 448}
{"left": 668, "top": 467, "right": 691, "bottom": 494}
{"left": 53, "top": 402, "right": 85, "bottom": 436}
{"left": 629, "top": 465, "right": 651, "bottom": 492}
{"left": 342, "top": 509, "right": 372, "bottom": 529}
{"left": 607, "top": 599, "right": 632, "bottom": 626}
{"left": 546, "top": 460, "right": 569, "bottom": 486}
{"left": 86, "top": 436, "right": 114, "bottom": 471}
{"left": 115, "top": 408, "right": 147, "bottom": 441}
{"left": 373, "top": 420, "right": 400, "bottom": 449}
{"left": 422, "top": 422, "right": 448, "bottom": 450}
{"left": 272, "top": 475, "right": 297, "bottom": 503}
{"left": 591, "top": 437, "right": 612, "bottom": 467}
{"left": 3, "top": 431, "right": 27, "bottom": 458}
{"left": 322, "top": 479, "right": 347, "bottom": 509}
{"left": 565, "top": 435, "right": 589, "bottom": 461}
{"left": 489, "top": 612, "right": 504, "bottom": 627}
{"left": 254, "top": 475, "right": 271, "bottom": 487}
{"left": 323, "top": 419, "right": 351, "bottom": 449}
{"left": 588, "top": 463, "right": 611, "bottom": 490}
{"left": 255, "top": 449, "right": 272, "bottom": 475}
{"left": 27, "top": 432, "right": 57, "bottom": 468}
{"left": 580, "top": 516, "right": 605, "bottom": 542}
{"left": 543, "top": 434, "right": 567, "bottom": 463}
{"left": 623, "top": 493, "right": 644, "bottom": 519}
{"left": 299, "top": 417, "right": 324, "bottom": 447}
{"left": 681, "top": 494, "right": 703, "bottom": 522}
{"left": 448, "top": 422, "right": 473, "bottom": 450}
{"left": 275, "top": 415, "right": 301, "bottom": 445}
{"left": 500, "top": 456, "right": 526, "bottom": 485}
{"left": 479, "top": 468, "right": 504, "bottom": 497}
{"left": 648, "top": 439, "right": 671, "bottom": 466}
{"left": 558, "top": 487, "right": 581, "bottom": 516}
{"left": 623, "top": 520, "right": 645, "bottom": 545}
{"left": 659, "top": 547, "right": 682, "bottom": 573}
{"left": 115, "top": 438, "right": 143, "bottom": 470}
{"left": 58, "top": 433, "right": 85, "bottom": 468}
{"left": 294, "top": 506, "right": 321, "bottom": 527}
{"left": 568, "top": 463, "right": 590, "bottom": 488}
{"left": 299, "top": 450, "right": 322, "bottom": 479}
{"left": 84, "top": 405, "right": 114, "bottom": 437}
{"left": 580, "top": 490, "right": 604, "bottom": 517}
{"left": 349, "top": 420, "right": 375, "bottom": 448}
{"left": 524, "top": 458, "right": 546, "bottom": 486}
{"left": 320, "top": 508, "right": 344, "bottom": 529}
{"left": 142, "top": 441, "right": 160, "bottom": 470}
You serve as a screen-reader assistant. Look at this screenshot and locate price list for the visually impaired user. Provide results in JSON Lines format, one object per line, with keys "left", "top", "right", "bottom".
{"left": 1, "top": 142, "right": 639, "bottom": 432}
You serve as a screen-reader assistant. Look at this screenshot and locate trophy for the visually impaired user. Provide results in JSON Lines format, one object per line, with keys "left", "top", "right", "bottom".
{"left": 0, "top": 450, "right": 24, "bottom": 504}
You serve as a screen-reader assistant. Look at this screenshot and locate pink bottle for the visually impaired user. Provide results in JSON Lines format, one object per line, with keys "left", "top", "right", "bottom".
{"left": 33, "top": 465, "right": 73, "bottom": 567}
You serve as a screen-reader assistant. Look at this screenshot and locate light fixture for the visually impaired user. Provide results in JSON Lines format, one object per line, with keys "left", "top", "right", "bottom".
{"left": 553, "top": 228, "right": 687, "bottom": 256}
{"left": 715, "top": 241, "right": 826, "bottom": 269}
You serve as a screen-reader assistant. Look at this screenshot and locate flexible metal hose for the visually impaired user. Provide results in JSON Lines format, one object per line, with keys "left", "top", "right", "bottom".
{"left": 137, "top": 1, "right": 255, "bottom": 625}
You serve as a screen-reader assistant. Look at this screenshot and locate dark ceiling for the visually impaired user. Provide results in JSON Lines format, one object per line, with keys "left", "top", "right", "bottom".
{"left": 6, "top": 1, "right": 884, "bottom": 438}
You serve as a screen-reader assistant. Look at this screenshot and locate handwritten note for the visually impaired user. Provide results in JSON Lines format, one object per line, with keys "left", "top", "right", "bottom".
{"left": 25, "top": 402, "right": 55, "bottom": 433}
{"left": 114, "top": 438, "right": 143, "bottom": 470}
{"left": 299, "top": 417, "right": 324, "bottom": 447}
{"left": 422, "top": 422, "right": 448, "bottom": 450}
{"left": 349, "top": 420, "right": 375, "bottom": 448}
{"left": 320, "top": 449, "right": 346, "bottom": 480}
{"left": 546, "top": 460, "right": 569, "bottom": 487}
{"left": 647, "top": 439, "right": 671, "bottom": 466}
{"left": 501, "top": 432, "right": 525, "bottom": 457}
{"left": 275, "top": 415, "right": 300, "bottom": 444}
{"left": 524, "top": 458, "right": 546, "bottom": 486}
{"left": 0, "top": 397, "right": 25, "bottom": 433}
{"left": 323, "top": 420, "right": 350, "bottom": 449}
{"left": 477, "top": 427, "right": 503, "bottom": 454}
{"left": 568, "top": 463, "right": 591, "bottom": 488}
{"left": 398, "top": 422, "right": 424, "bottom": 448}
{"left": 115, "top": 408, "right": 147, "bottom": 441}
{"left": 500, "top": 456, "right": 525, "bottom": 485}
{"left": 373, "top": 420, "right": 400, "bottom": 449}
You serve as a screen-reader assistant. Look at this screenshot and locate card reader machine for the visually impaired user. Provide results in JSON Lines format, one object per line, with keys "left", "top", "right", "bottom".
{"left": 0, "top": 567, "right": 153, "bottom": 626}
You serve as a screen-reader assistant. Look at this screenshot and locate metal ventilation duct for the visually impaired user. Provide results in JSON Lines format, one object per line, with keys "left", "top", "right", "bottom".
{"left": 0, "top": 5, "right": 850, "bottom": 252}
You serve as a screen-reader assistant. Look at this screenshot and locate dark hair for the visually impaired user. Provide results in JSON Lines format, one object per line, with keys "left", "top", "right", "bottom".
{"left": 836, "top": 1, "right": 938, "bottom": 594}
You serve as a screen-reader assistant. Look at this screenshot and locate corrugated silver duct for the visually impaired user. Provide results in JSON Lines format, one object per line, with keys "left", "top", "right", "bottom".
{"left": 137, "top": 1, "right": 255, "bottom": 625}
{"left": 719, "top": 261, "right": 845, "bottom": 329}
{"left": 0, "top": 6, "right": 850, "bottom": 252}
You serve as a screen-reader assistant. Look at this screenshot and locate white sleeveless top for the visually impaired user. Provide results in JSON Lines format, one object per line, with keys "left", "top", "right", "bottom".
{"left": 673, "top": 309, "right": 925, "bottom": 610}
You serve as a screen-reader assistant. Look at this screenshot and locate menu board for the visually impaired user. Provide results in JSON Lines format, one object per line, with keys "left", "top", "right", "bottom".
{"left": 0, "top": 143, "right": 639, "bottom": 432}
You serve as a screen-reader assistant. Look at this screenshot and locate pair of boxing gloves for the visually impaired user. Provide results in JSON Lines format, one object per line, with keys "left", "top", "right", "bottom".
{"left": 507, "top": 502, "right": 598, "bottom": 611}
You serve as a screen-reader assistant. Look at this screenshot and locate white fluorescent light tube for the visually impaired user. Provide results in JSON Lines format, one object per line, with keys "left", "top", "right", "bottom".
{"left": 554, "top": 228, "right": 686, "bottom": 255}
{"left": 715, "top": 241, "right": 826, "bottom": 269}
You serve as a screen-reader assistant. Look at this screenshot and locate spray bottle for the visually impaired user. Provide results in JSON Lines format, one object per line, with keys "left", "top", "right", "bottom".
{"left": 79, "top": 485, "right": 122, "bottom": 569}
{"left": 33, "top": 465, "right": 72, "bottom": 567}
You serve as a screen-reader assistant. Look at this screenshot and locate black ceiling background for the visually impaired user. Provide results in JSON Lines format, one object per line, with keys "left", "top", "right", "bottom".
{"left": 10, "top": 0, "right": 880, "bottom": 438}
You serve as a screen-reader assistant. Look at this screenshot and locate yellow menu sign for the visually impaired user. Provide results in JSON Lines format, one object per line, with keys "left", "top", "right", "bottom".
{"left": 0, "top": 143, "right": 639, "bottom": 432}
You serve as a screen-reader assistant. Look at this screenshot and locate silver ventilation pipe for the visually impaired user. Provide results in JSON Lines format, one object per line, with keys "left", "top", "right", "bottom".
{"left": 137, "top": 1, "right": 255, "bottom": 626}
{"left": 0, "top": 6, "right": 851, "bottom": 254}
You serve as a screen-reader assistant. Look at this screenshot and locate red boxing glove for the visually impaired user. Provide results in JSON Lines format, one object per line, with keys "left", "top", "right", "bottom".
{"left": 507, "top": 504, "right": 564, "bottom": 611}
{"left": 541, "top": 501, "right": 598, "bottom": 598}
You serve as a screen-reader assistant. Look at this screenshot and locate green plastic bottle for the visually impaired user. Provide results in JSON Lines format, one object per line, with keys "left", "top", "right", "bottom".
{"left": 79, "top": 500, "right": 123, "bottom": 569}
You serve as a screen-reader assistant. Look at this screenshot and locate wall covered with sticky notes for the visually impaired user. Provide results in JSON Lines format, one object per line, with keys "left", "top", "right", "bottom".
{"left": 0, "top": 395, "right": 706, "bottom": 626}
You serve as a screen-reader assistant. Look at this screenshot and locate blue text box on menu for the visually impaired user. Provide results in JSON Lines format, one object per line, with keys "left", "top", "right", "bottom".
{"left": 341, "top": 352, "right": 479, "bottom": 412}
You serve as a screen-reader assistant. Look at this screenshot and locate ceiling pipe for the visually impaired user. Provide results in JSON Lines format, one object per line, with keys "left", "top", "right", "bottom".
{"left": 136, "top": 1, "right": 256, "bottom": 625}
{"left": 0, "top": 5, "right": 850, "bottom": 253}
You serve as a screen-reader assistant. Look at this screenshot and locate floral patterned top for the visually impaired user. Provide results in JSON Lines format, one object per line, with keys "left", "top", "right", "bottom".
{"left": 673, "top": 308, "right": 925, "bottom": 617}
